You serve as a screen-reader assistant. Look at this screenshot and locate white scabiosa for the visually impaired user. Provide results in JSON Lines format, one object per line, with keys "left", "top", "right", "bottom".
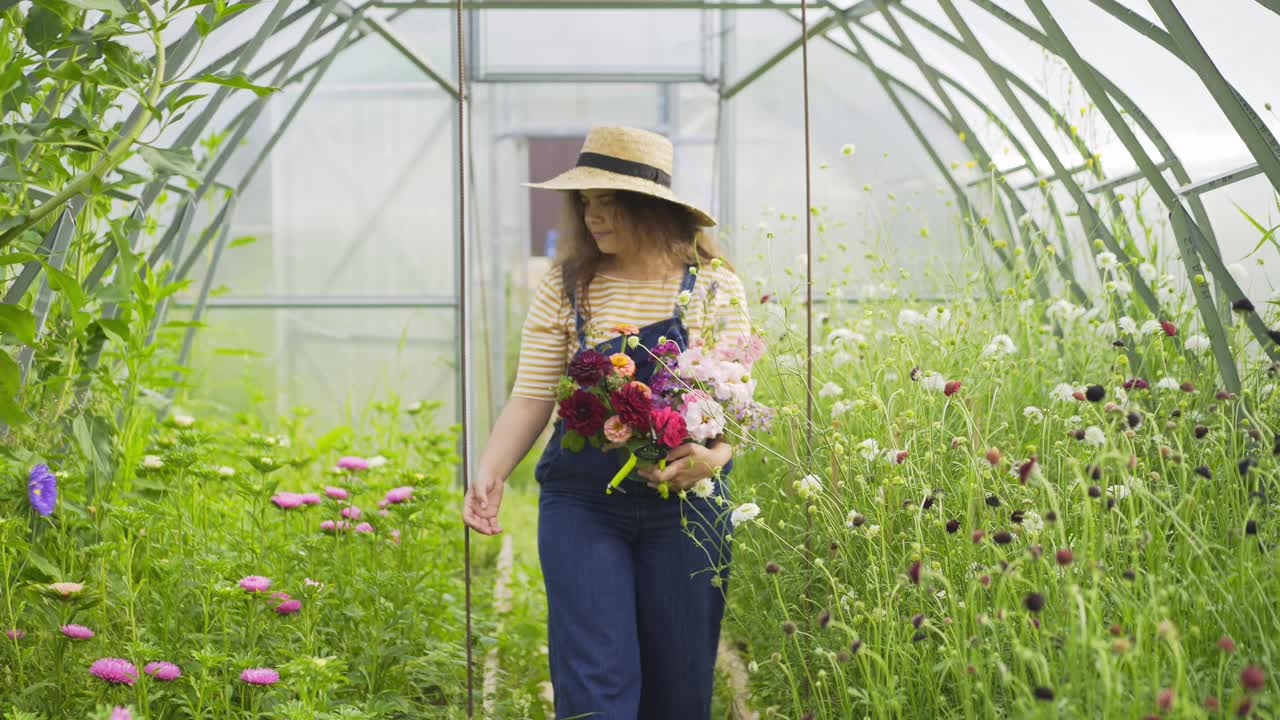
{"left": 1138, "top": 262, "right": 1157, "bottom": 282}
{"left": 1185, "top": 334, "right": 1211, "bottom": 354}
{"left": 1140, "top": 319, "right": 1163, "bottom": 336}
{"left": 142, "top": 455, "right": 164, "bottom": 470}
{"left": 1083, "top": 426, "right": 1106, "bottom": 447}
{"left": 830, "top": 351, "right": 854, "bottom": 368}
{"left": 831, "top": 399, "right": 855, "bottom": 417}
{"left": 1118, "top": 316, "right": 1137, "bottom": 334}
{"left": 818, "top": 382, "right": 844, "bottom": 399}
{"left": 857, "top": 438, "right": 881, "bottom": 460}
{"left": 796, "top": 474, "right": 823, "bottom": 499}
{"left": 691, "top": 478, "right": 715, "bottom": 499}
{"left": 1023, "top": 406, "right": 1044, "bottom": 421}
{"left": 922, "top": 372, "right": 947, "bottom": 393}
{"left": 1227, "top": 262, "right": 1248, "bottom": 286}
{"left": 982, "top": 334, "right": 1017, "bottom": 357}
{"left": 1023, "top": 510, "right": 1044, "bottom": 535}
{"left": 1095, "top": 251, "right": 1118, "bottom": 271}
{"left": 1050, "top": 383, "right": 1078, "bottom": 403}
{"left": 731, "top": 502, "right": 761, "bottom": 527}
{"left": 1156, "top": 376, "right": 1180, "bottom": 391}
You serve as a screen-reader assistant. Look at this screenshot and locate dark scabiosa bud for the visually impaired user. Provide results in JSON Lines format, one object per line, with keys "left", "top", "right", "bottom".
{"left": 921, "top": 495, "right": 935, "bottom": 511}
{"left": 1056, "top": 548, "right": 1073, "bottom": 565}
{"left": 910, "top": 366, "right": 922, "bottom": 381}
{"left": 1045, "top": 510, "right": 1057, "bottom": 522}
{"left": 802, "top": 714, "right": 815, "bottom": 720}
{"left": 1274, "top": 432, "right": 1280, "bottom": 455}
{"left": 946, "top": 519, "right": 960, "bottom": 534}
{"left": 1123, "top": 377, "right": 1149, "bottom": 390}
{"left": 907, "top": 560, "right": 921, "bottom": 584}
{"left": 1246, "top": 519, "right": 1258, "bottom": 535}
{"left": 1088, "top": 485, "right": 1102, "bottom": 498}
{"left": 1106, "top": 498, "right": 1117, "bottom": 511}
{"left": 1194, "top": 425, "right": 1209, "bottom": 439}
{"left": 1239, "top": 458, "right": 1255, "bottom": 477}
{"left": 818, "top": 609, "right": 831, "bottom": 628}
{"left": 1127, "top": 412, "right": 1142, "bottom": 429}
{"left": 1122, "top": 568, "right": 1136, "bottom": 581}
{"left": 1033, "top": 686, "right": 1055, "bottom": 701}
{"left": 911, "top": 631, "right": 927, "bottom": 642}
{"left": 1180, "top": 381, "right": 1196, "bottom": 393}
{"left": 1010, "top": 510, "right": 1025, "bottom": 524}
{"left": 1216, "top": 390, "right": 1234, "bottom": 401}
{"left": 766, "top": 561, "right": 782, "bottom": 574}
{"left": 912, "top": 613, "right": 924, "bottom": 628}
{"left": 1071, "top": 428, "right": 1086, "bottom": 441}
{"left": 986, "top": 494, "right": 1001, "bottom": 508}
{"left": 986, "top": 447, "right": 1002, "bottom": 465}
{"left": 1112, "top": 338, "right": 1126, "bottom": 348}
{"left": 1241, "top": 665, "right": 1264, "bottom": 693}
{"left": 1024, "top": 592, "right": 1045, "bottom": 612}
{"left": 1195, "top": 465, "right": 1212, "bottom": 480}
{"left": 1237, "top": 698, "right": 1253, "bottom": 717}
{"left": 944, "top": 380, "right": 962, "bottom": 396}
{"left": 1204, "top": 695, "right": 1220, "bottom": 710}
{"left": 1171, "top": 409, "right": 1182, "bottom": 418}
{"left": 1110, "top": 623, "right": 1125, "bottom": 635}
{"left": 1085, "top": 384, "right": 1106, "bottom": 402}
{"left": 1232, "top": 298, "right": 1255, "bottom": 313}
{"left": 1018, "top": 455, "right": 1038, "bottom": 484}
{"left": 850, "top": 639, "right": 862, "bottom": 655}
{"left": 1249, "top": 429, "right": 1261, "bottom": 442}
{"left": 1088, "top": 463, "right": 1102, "bottom": 480}
{"left": 782, "top": 620, "right": 797, "bottom": 635}
{"left": 993, "top": 530, "right": 1013, "bottom": 545}
{"left": 836, "top": 650, "right": 851, "bottom": 662}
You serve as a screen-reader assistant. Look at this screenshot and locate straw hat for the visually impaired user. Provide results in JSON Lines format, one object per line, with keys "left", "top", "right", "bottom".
{"left": 523, "top": 126, "right": 717, "bottom": 227}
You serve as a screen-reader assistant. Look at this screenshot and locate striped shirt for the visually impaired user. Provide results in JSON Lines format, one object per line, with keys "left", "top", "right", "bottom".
{"left": 511, "top": 263, "right": 751, "bottom": 402}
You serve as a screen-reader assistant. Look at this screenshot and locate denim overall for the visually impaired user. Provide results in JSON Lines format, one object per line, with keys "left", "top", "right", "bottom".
{"left": 533, "top": 265, "right": 734, "bottom": 719}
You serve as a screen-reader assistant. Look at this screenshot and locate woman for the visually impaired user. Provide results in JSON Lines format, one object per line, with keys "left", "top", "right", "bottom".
{"left": 462, "top": 126, "right": 751, "bottom": 719}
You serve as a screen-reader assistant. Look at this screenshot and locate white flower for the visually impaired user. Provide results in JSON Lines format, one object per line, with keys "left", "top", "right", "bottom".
{"left": 1118, "top": 316, "right": 1137, "bottom": 334}
{"left": 276, "top": 435, "right": 291, "bottom": 448}
{"left": 142, "top": 455, "right": 164, "bottom": 470}
{"left": 1069, "top": 415, "right": 1082, "bottom": 425}
{"left": 1047, "top": 299, "right": 1085, "bottom": 323}
{"left": 831, "top": 399, "right": 855, "bottom": 417}
{"left": 840, "top": 143, "right": 857, "bottom": 157}
{"left": 406, "top": 401, "right": 424, "bottom": 413}
{"left": 1023, "top": 511, "right": 1043, "bottom": 536}
{"left": 217, "top": 466, "right": 236, "bottom": 477}
{"left": 1018, "top": 213, "right": 1033, "bottom": 226}
{"left": 818, "top": 382, "right": 844, "bottom": 399}
{"left": 171, "top": 414, "right": 195, "bottom": 428}
{"left": 857, "top": 438, "right": 881, "bottom": 460}
{"left": 796, "top": 474, "right": 823, "bottom": 499}
{"left": 1113, "top": 279, "right": 1132, "bottom": 295}
{"left": 1083, "top": 426, "right": 1106, "bottom": 447}
{"left": 731, "top": 502, "right": 761, "bottom": 527}
{"left": 922, "top": 306, "right": 952, "bottom": 331}
{"left": 982, "top": 334, "right": 1017, "bottom": 356}
{"left": 1138, "top": 263, "right": 1157, "bottom": 282}
{"left": 1095, "top": 251, "right": 1118, "bottom": 271}
{"left": 1095, "top": 320, "right": 1117, "bottom": 338}
{"left": 775, "top": 353, "right": 801, "bottom": 371}
{"left": 922, "top": 372, "right": 947, "bottom": 393}
{"left": 830, "top": 351, "right": 854, "bottom": 368}
{"left": 1051, "top": 382, "right": 1078, "bottom": 403}
{"left": 795, "top": 253, "right": 808, "bottom": 269}
{"left": 865, "top": 524, "right": 881, "bottom": 538}
{"left": 845, "top": 509, "right": 862, "bottom": 527}
{"left": 1185, "top": 334, "right": 1211, "bottom": 354}
{"left": 827, "top": 328, "right": 861, "bottom": 346}
{"left": 1023, "top": 406, "right": 1044, "bottom": 421}
{"left": 1140, "top": 319, "right": 1163, "bottom": 336}
{"left": 1227, "top": 262, "right": 1248, "bottom": 286}
{"left": 1109, "top": 484, "right": 1129, "bottom": 500}
{"left": 368, "top": 455, "right": 388, "bottom": 468}
{"left": 691, "top": 478, "right": 715, "bottom": 499}
{"left": 1156, "top": 376, "right": 1180, "bottom": 391}
{"left": 898, "top": 308, "right": 924, "bottom": 327}
{"left": 683, "top": 395, "right": 727, "bottom": 443}
{"left": 1259, "top": 383, "right": 1275, "bottom": 397}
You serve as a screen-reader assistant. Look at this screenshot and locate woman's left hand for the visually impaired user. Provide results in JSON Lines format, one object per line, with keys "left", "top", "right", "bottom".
{"left": 636, "top": 442, "right": 731, "bottom": 491}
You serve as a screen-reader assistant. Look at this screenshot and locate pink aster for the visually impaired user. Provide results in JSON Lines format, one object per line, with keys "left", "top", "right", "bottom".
{"left": 324, "top": 486, "right": 349, "bottom": 500}
{"left": 298, "top": 492, "right": 323, "bottom": 505}
{"left": 271, "top": 492, "right": 305, "bottom": 509}
{"left": 354, "top": 522, "right": 374, "bottom": 534}
{"left": 384, "top": 486, "right": 414, "bottom": 504}
{"left": 61, "top": 623, "right": 94, "bottom": 639}
{"left": 340, "top": 505, "right": 362, "bottom": 520}
{"left": 5, "top": 628, "right": 25, "bottom": 641}
{"left": 238, "top": 575, "right": 271, "bottom": 593}
{"left": 390, "top": 529, "right": 401, "bottom": 544}
{"left": 143, "top": 661, "right": 181, "bottom": 681}
{"left": 336, "top": 456, "right": 369, "bottom": 471}
{"left": 320, "top": 519, "right": 350, "bottom": 533}
{"left": 275, "top": 599, "right": 302, "bottom": 615}
{"left": 240, "top": 667, "right": 280, "bottom": 685}
{"left": 90, "top": 657, "right": 139, "bottom": 684}
{"left": 111, "top": 707, "right": 132, "bottom": 720}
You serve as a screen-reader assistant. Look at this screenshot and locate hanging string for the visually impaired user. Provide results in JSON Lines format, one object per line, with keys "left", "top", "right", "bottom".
{"left": 800, "top": 0, "right": 813, "bottom": 440}
{"left": 456, "top": 0, "right": 474, "bottom": 717}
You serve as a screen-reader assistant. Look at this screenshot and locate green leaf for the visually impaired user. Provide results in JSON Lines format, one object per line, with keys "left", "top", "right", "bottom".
{"left": 63, "top": 0, "right": 127, "bottom": 14}
{"left": 168, "top": 92, "right": 207, "bottom": 113}
{"left": 0, "top": 350, "right": 18, "bottom": 395}
{"left": 23, "top": 5, "right": 67, "bottom": 54}
{"left": 0, "top": 305, "right": 36, "bottom": 345}
{"left": 191, "top": 72, "right": 278, "bottom": 98}
{"left": 137, "top": 145, "right": 202, "bottom": 181}
{"left": 562, "top": 430, "right": 585, "bottom": 453}
{"left": 1234, "top": 202, "right": 1279, "bottom": 258}
{"left": 24, "top": 551, "right": 61, "bottom": 581}
{"left": 43, "top": 265, "right": 88, "bottom": 311}
{"left": 97, "top": 317, "right": 130, "bottom": 344}
{"left": 228, "top": 234, "right": 257, "bottom": 249}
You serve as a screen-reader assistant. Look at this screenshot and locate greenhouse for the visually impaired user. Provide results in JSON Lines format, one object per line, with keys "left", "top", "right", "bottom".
{"left": 2, "top": 0, "right": 1279, "bottom": 717}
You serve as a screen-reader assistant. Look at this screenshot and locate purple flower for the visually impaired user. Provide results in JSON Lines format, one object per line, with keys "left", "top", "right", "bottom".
{"left": 110, "top": 707, "right": 132, "bottom": 720}
{"left": 274, "top": 599, "right": 302, "bottom": 615}
{"left": 384, "top": 486, "right": 414, "bottom": 504}
{"left": 354, "top": 522, "right": 374, "bottom": 534}
{"left": 336, "top": 456, "right": 369, "bottom": 471}
{"left": 340, "top": 505, "right": 362, "bottom": 520}
{"left": 320, "top": 519, "right": 350, "bottom": 533}
{"left": 61, "top": 623, "right": 94, "bottom": 639}
{"left": 271, "top": 492, "right": 305, "bottom": 509}
{"left": 90, "top": 657, "right": 139, "bottom": 684}
{"left": 298, "top": 493, "right": 323, "bottom": 505}
{"left": 240, "top": 667, "right": 280, "bottom": 685}
{"left": 143, "top": 661, "right": 181, "bottom": 681}
{"left": 5, "top": 628, "right": 25, "bottom": 641}
{"left": 28, "top": 464, "right": 57, "bottom": 516}
{"left": 324, "top": 486, "right": 349, "bottom": 500}
{"left": 239, "top": 575, "right": 271, "bottom": 593}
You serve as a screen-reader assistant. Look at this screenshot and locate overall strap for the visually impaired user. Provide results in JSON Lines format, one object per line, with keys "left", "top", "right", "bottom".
{"left": 673, "top": 265, "right": 698, "bottom": 315}
{"left": 568, "top": 285, "right": 587, "bottom": 351}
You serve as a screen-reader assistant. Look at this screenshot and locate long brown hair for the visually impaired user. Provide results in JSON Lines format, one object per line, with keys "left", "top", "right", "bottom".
{"left": 552, "top": 189, "right": 734, "bottom": 329}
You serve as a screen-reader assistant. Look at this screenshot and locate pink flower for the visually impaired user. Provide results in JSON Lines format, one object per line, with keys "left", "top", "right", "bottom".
{"left": 340, "top": 505, "right": 362, "bottom": 520}
{"left": 384, "top": 486, "right": 414, "bottom": 504}
{"left": 304, "top": 577, "right": 322, "bottom": 587}
{"left": 144, "top": 661, "right": 181, "bottom": 681}
{"left": 240, "top": 667, "right": 280, "bottom": 685}
{"left": 271, "top": 492, "right": 304, "bottom": 509}
{"left": 354, "top": 522, "right": 374, "bottom": 534}
{"left": 604, "top": 415, "right": 634, "bottom": 443}
{"left": 379, "top": 509, "right": 389, "bottom": 517}
{"left": 275, "top": 599, "right": 302, "bottom": 615}
{"left": 298, "top": 493, "right": 323, "bottom": 505}
{"left": 320, "top": 519, "right": 351, "bottom": 533}
{"left": 390, "top": 529, "right": 401, "bottom": 544}
{"left": 1160, "top": 320, "right": 1177, "bottom": 337}
{"left": 61, "top": 623, "right": 94, "bottom": 639}
{"left": 239, "top": 575, "right": 271, "bottom": 593}
{"left": 111, "top": 707, "right": 132, "bottom": 720}
{"left": 90, "top": 657, "right": 139, "bottom": 684}
{"left": 324, "top": 486, "right": 349, "bottom": 500}
{"left": 336, "top": 456, "right": 369, "bottom": 471}
{"left": 5, "top": 628, "right": 25, "bottom": 641}
{"left": 650, "top": 407, "right": 688, "bottom": 448}
{"left": 270, "top": 591, "right": 290, "bottom": 601}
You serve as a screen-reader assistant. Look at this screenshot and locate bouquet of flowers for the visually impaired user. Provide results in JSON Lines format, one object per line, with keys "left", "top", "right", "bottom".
{"left": 553, "top": 326, "right": 774, "bottom": 498}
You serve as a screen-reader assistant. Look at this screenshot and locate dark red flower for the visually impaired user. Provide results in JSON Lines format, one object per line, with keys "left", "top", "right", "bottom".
{"left": 1194, "top": 425, "right": 1209, "bottom": 439}
{"left": 1055, "top": 548, "right": 1073, "bottom": 565}
{"left": 1127, "top": 412, "right": 1143, "bottom": 429}
{"left": 1217, "top": 635, "right": 1236, "bottom": 653}
{"left": 567, "top": 349, "right": 613, "bottom": 386}
{"left": 782, "top": 620, "right": 796, "bottom": 635}
{"left": 911, "top": 613, "right": 924, "bottom": 628}
{"left": 1204, "top": 695, "right": 1219, "bottom": 710}
{"left": 1023, "top": 592, "right": 1044, "bottom": 612}
{"left": 1241, "top": 665, "right": 1264, "bottom": 693}
{"left": 1018, "top": 456, "right": 1037, "bottom": 484}
{"left": 1180, "top": 381, "right": 1196, "bottom": 393}
{"left": 1088, "top": 485, "right": 1102, "bottom": 498}
{"left": 993, "top": 530, "right": 1013, "bottom": 545}
{"left": 559, "top": 390, "right": 607, "bottom": 437}
{"left": 946, "top": 519, "right": 960, "bottom": 534}
{"left": 610, "top": 381, "right": 653, "bottom": 430}
{"left": 650, "top": 407, "right": 687, "bottom": 448}
{"left": 907, "top": 560, "right": 921, "bottom": 584}
{"left": 1160, "top": 320, "right": 1177, "bottom": 336}
{"left": 944, "top": 380, "right": 962, "bottom": 396}
{"left": 1238, "top": 458, "right": 1255, "bottom": 477}
{"left": 765, "top": 561, "right": 782, "bottom": 574}
{"left": 1195, "top": 465, "right": 1212, "bottom": 479}
{"left": 1123, "top": 377, "right": 1149, "bottom": 390}
{"left": 850, "top": 639, "right": 862, "bottom": 655}
{"left": 1237, "top": 698, "right": 1252, "bottom": 717}
{"left": 1033, "top": 686, "right": 1054, "bottom": 701}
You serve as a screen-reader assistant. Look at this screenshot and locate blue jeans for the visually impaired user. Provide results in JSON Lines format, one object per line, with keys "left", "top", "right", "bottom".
{"left": 536, "top": 423, "right": 733, "bottom": 719}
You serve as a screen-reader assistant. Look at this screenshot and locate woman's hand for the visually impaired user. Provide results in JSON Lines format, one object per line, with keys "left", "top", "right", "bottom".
{"left": 462, "top": 469, "right": 505, "bottom": 535}
{"left": 637, "top": 441, "right": 732, "bottom": 492}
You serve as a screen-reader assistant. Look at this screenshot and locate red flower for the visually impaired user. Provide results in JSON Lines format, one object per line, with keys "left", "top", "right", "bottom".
{"left": 944, "top": 380, "right": 962, "bottom": 396}
{"left": 559, "top": 390, "right": 607, "bottom": 436}
{"left": 610, "top": 381, "right": 653, "bottom": 430}
{"left": 1241, "top": 665, "right": 1264, "bottom": 693}
{"left": 760, "top": 293, "right": 773, "bottom": 304}
{"left": 1160, "top": 320, "right": 1177, "bottom": 337}
{"left": 907, "top": 560, "right": 921, "bottom": 584}
{"left": 1018, "top": 455, "right": 1038, "bottom": 484}
{"left": 650, "top": 407, "right": 687, "bottom": 448}
{"left": 568, "top": 349, "right": 613, "bottom": 386}
{"left": 1072, "top": 390, "right": 1086, "bottom": 401}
